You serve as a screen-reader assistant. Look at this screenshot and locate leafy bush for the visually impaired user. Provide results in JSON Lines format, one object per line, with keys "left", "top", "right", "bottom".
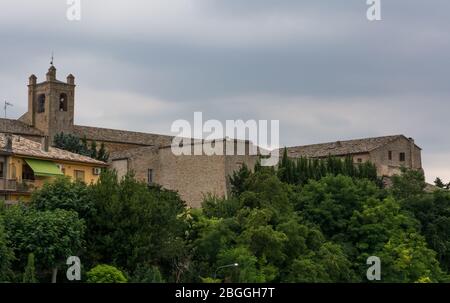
{"left": 86, "top": 265, "right": 127, "bottom": 283}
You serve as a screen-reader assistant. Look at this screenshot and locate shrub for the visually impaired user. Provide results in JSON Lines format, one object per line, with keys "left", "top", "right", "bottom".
{"left": 86, "top": 265, "right": 127, "bottom": 283}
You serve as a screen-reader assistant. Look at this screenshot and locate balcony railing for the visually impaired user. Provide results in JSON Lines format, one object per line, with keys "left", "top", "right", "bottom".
{"left": 0, "top": 178, "right": 17, "bottom": 191}
{"left": 0, "top": 178, "right": 35, "bottom": 192}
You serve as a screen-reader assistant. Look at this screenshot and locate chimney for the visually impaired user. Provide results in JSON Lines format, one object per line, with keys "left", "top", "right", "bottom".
{"left": 41, "top": 136, "right": 49, "bottom": 152}
{"left": 336, "top": 141, "right": 342, "bottom": 147}
{"left": 4, "top": 134, "right": 13, "bottom": 151}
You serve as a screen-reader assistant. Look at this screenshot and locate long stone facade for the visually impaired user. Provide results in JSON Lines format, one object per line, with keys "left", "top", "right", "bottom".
{"left": 110, "top": 140, "right": 259, "bottom": 208}
{"left": 0, "top": 65, "right": 424, "bottom": 207}
{"left": 285, "top": 135, "right": 423, "bottom": 177}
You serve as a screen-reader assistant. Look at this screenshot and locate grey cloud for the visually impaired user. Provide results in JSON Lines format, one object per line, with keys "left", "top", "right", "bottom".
{"left": 0, "top": 0, "right": 449, "bottom": 182}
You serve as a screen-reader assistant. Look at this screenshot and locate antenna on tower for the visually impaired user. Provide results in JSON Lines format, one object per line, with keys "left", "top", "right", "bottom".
{"left": 4, "top": 101, "right": 13, "bottom": 119}
{"left": 50, "top": 51, "right": 54, "bottom": 66}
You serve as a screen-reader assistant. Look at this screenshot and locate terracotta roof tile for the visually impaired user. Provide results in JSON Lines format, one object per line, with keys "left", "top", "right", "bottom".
{"left": 0, "top": 133, "right": 107, "bottom": 166}
{"left": 0, "top": 118, "right": 43, "bottom": 136}
{"left": 72, "top": 125, "right": 173, "bottom": 146}
{"left": 284, "top": 135, "right": 409, "bottom": 158}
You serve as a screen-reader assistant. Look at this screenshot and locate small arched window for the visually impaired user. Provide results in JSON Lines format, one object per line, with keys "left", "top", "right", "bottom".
{"left": 37, "top": 94, "right": 46, "bottom": 113}
{"left": 59, "top": 93, "right": 68, "bottom": 112}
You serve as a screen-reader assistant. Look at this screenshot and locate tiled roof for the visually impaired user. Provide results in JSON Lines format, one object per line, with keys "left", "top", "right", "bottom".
{"left": 109, "top": 138, "right": 260, "bottom": 160}
{"left": 0, "top": 133, "right": 107, "bottom": 166}
{"left": 0, "top": 118, "right": 43, "bottom": 136}
{"left": 72, "top": 125, "right": 173, "bottom": 147}
{"left": 109, "top": 145, "right": 159, "bottom": 161}
{"left": 285, "top": 135, "right": 412, "bottom": 158}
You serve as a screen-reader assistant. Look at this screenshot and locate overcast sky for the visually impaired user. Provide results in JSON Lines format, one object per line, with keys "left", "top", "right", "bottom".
{"left": 0, "top": 0, "right": 449, "bottom": 182}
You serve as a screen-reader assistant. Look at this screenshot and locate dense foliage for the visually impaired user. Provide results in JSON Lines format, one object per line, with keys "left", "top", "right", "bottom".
{"left": 275, "top": 148, "right": 379, "bottom": 186}
{"left": 53, "top": 132, "right": 109, "bottom": 162}
{"left": 0, "top": 212, "right": 14, "bottom": 282}
{"left": 190, "top": 169, "right": 448, "bottom": 283}
{"left": 1, "top": 205, "right": 85, "bottom": 282}
{"left": 0, "top": 153, "right": 449, "bottom": 283}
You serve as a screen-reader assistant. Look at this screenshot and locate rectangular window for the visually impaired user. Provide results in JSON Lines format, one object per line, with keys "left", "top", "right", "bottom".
{"left": 388, "top": 151, "right": 392, "bottom": 160}
{"left": 399, "top": 152, "right": 406, "bottom": 162}
{"left": 147, "top": 169, "right": 153, "bottom": 185}
{"left": 357, "top": 158, "right": 363, "bottom": 163}
{"left": 74, "top": 170, "right": 85, "bottom": 182}
{"left": 0, "top": 162, "right": 3, "bottom": 178}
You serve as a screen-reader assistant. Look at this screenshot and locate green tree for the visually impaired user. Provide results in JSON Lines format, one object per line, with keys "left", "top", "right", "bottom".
{"left": 202, "top": 195, "right": 241, "bottom": 219}
{"left": 401, "top": 190, "right": 450, "bottom": 272}
{"left": 391, "top": 168, "right": 426, "bottom": 200}
{"left": 379, "top": 232, "right": 445, "bottom": 282}
{"left": 53, "top": 132, "right": 86, "bottom": 155}
{"left": 23, "top": 253, "right": 38, "bottom": 283}
{"left": 86, "top": 264, "right": 127, "bottom": 283}
{"left": 229, "top": 164, "right": 252, "bottom": 196}
{"left": 284, "top": 257, "right": 330, "bottom": 282}
{"left": 30, "top": 176, "right": 95, "bottom": 219}
{"left": 190, "top": 171, "right": 359, "bottom": 283}
{"left": 0, "top": 215, "right": 14, "bottom": 282}
{"left": 297, "top": 175, "right": 379, "bottom": 238}
{"left": 240, "top": 171, "right": 293, "bottom": 221}
{"left": 435, "top": 177, "right": 445, "bottom": 189}
{"left": 3, "top": 206, "right": 85, "bottom": 282}
{"left": 216, "top": 246, "right": 267, "bottom": 283}
{"left": 238, "top": 209, "right": 288, "bottom": 266}
{"left": 131, "top": 264, "right": 165, "bottom": 283}
{"left": 86, "top": 170, "right": 188, "bottom": 281}
{"left": 90, "top": 141, "right": 98, "bottom": 159}
{"left": 81, "top": 136, "right": 89, "bottom": 154}
{"left": 53, "top": 132, "right": 108, "bottom": 161}
{"left": 97, "top": 143, "right": 109, "bottom": 162}
{"left": 348, "top": 196, "right": 420, "bottom": 279}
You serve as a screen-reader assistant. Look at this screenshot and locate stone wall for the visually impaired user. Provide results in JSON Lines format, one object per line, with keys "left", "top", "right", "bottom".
{"left": 28, "top": 72, "right": 75, "bottom": 142}
{"left": 109, "top": 141, "right": 260, "bottom": 208}
{"left": 87, "top": 140, "right": 148, "bottom": 154}
{"left": 110, "top": 146, "right": 160, "bottom": 182}
{"left": 369, "top": 136, "right": 423, "bottom": 176}
{"left": 158, "top": 147, "right": 227, "bottom": 208}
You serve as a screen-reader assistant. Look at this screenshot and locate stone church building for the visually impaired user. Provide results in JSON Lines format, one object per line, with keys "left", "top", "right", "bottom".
{"left": 0, "top": 66, "right": 424, "bottom": 207}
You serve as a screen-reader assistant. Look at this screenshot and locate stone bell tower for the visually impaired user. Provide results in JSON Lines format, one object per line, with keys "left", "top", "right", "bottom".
{"left": 24, "top": 64, "right": 76, "bottom": 142}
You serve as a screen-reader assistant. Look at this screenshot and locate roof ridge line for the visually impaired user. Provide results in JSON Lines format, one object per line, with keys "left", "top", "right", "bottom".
{"left": 285, "top": 134, "right": 403, "bottom": 149}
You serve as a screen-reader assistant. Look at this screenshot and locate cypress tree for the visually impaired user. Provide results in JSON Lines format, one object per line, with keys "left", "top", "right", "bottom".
{"left": 23, "top": 253, "right": 37, "bottom": 283}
